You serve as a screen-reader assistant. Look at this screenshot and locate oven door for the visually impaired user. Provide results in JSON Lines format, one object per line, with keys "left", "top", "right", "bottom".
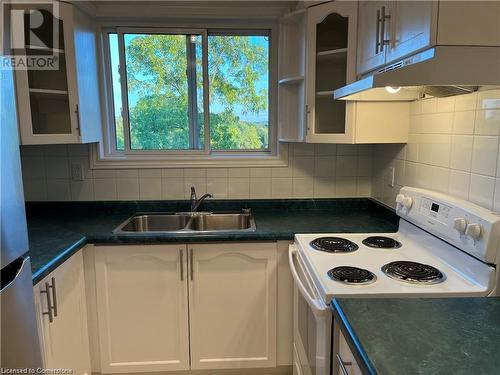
{"left": 289, "top": 245, "right": 331, "bottom": 375}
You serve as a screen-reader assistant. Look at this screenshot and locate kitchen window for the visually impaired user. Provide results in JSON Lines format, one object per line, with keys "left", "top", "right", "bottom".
{"left": 100, "top": 27, "right": 278, "bottom": 165}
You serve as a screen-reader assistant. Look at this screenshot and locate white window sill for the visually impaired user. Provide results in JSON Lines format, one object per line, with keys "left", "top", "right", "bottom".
{"left": 90, "top": 144, "right": 289, "bottom": 169}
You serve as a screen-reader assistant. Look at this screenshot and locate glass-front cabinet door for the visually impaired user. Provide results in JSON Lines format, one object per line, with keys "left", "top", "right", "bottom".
{"left": 14, "top": 3, "right": 80, "bottom": 145}
{"left": 305, "top": 1, "right": 357, "bottom": 143}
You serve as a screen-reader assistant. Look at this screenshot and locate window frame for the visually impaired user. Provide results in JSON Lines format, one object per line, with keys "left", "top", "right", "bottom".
{"left": 97, "top": 22, "right": 281, "bottom": 167}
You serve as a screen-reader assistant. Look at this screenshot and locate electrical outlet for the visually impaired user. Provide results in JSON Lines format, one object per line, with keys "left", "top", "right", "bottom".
{"left": 71, "top": 163, "right": 84, "bottom": 181}
{"left": 387, "top": 167, "right": 395, "bottom": 187}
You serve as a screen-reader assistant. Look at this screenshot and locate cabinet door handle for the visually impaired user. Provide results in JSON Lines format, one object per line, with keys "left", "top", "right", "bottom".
{"left": 50, "top": 277, "right": 58, "bottom": 318}
{"left": 380, "top": 6, "right": 391, "bottom": 51}
{"left": 75, "top": 104, "right": 81, "bottom": 136}
{"left": 375, "top": 9, "right": 381, "bottom": 54}
{"left": 189, "top": 248, "right": 194, "bottom": 281}
{"left": 180, "top": 249, "right": 184, "bottom": 281}
{"left": 40, "top": 281, "right": 53, "bottom": 323}
{"left": 336, "top": 354, "right": 352, "bottom": 375}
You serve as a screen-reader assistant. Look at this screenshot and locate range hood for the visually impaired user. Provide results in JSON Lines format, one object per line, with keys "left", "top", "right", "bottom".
{"left": 334, "top": 46, "right": 500, "bottom": 101}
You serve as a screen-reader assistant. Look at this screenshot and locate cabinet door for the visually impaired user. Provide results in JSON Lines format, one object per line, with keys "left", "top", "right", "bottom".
{"left": 356, "top": 1, "right": 387, "bottom": 75}
{"left": 305, "top": 1, "right": 357, "bottom": 143}
{"left": 95, "top": 245, "right": 189, "bottom": 373}
{"left": 15, "top": 2, "right": 81, "bottom": 145}
{"left": 189, "top": 242, "right": 277, "bottom": 370}
{"left": 385, "top": 1, "right": 436, "bottom": 64}
{"left": 33, "top": 251, "right": 91, "bottom": 374}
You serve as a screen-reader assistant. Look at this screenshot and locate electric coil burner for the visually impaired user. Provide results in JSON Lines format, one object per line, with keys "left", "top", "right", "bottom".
{"left": 362, "top": 236, "right": 402, "bottom": 249}
{"left": 382, "top": 261, "right": 444, "bottom": 284}
{"left": 310, "top": 237, "right": 359, "bottom": 253}
{"left": 327, "top": 266, "right": 376, "bottom": 284}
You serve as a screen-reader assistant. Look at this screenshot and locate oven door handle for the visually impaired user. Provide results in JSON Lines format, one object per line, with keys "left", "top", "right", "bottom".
{"left": 289, "top": 245, "right": 329, "bottom": 316}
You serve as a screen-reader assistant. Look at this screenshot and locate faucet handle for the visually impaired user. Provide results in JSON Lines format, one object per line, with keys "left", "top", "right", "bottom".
{"left": 190, "top": 186, "right": 196, "bottom": 199}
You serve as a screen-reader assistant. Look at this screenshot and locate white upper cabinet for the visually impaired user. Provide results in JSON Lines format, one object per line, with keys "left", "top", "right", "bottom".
{"left": 357, "top": 1, "right": 500, "bottom": 76}
{"left": 94, "top": 245, "right": 190, "bottom": 373}
{"left": 278, "top": 2, "right": 359, "bottom": 143}
{"left": 357, "top": 1, "right": 437, "bottom": 75}
{"left": 188, "top": 242, "right": 277, "bottom": 370}
{"left": 356, "top": 1, "right": 387, "bottom": 75}
{"left": 33, "top": 251, "right": 91, "bottom": 375}
{"left": 305, "top": 1, "right": 357, "bottom": 143}
{"left": 14, "top": 2, "right": 102, "bottom": 145}
{"left": 278, "top": 2, "right": 409, "bottom": 144}
{"left": 385, "top": 1, "right": 437, "bottom": 64}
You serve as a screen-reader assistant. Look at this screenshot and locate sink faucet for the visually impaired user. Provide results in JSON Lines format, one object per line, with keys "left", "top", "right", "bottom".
{"left": 190, "top": 186, "right": 213, "bottom": 212}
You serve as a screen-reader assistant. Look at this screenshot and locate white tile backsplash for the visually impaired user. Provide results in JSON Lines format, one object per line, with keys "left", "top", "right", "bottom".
{"left": 228, "top": 178, "right": 250, "bottom": 199}
{"left": 139, "top": 178, "right": 162, "bottom": 200}
{"left": 469, "top": 174, "right": 495, "bottom": 209}
{"left": 372, "top": 89, "right": 500, "bottom": 211}
{"left": 474, "top": 109, "right": 500, "bottom": 135}
{"left": 70, "top": 180, "right": 94, "bottom": 201}
{"left": 93, "top": 179, "right": 117, "bottom": 200}
{"left": 21, "top": 135, "right": 374, "bottom": 202}
{"left": 161, "top": 178, "right": 185, "bottom": 199}
{"left": 452, "top": 110, "right": 476, "bottom": 134}
{"left": 206, "top": 178, "right": 228, "bottom": 199}
{"left": 249, "top": 178, "right": 272, "bottom": 198}
{"left": 450, "top": 135, "right": 473, "bottom": 171}
{"left": 471, "top": 136, "right": 499, "bottom": 176}
{"left": 116, "top": 178, "right": 140, "bottom": 200}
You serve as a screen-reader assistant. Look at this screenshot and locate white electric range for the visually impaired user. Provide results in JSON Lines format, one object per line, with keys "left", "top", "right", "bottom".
{"left": 290, "top": 187, "right": 500, "bottom": 375}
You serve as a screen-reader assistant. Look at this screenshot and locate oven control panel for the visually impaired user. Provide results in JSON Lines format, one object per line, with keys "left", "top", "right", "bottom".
{"left": 396, "top": 187, "right": 500, "bottom": 264}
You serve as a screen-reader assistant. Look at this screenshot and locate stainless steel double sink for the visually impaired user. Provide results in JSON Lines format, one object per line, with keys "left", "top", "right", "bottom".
{"left": 113, "top": 210, "right": 256, "bottom": 235}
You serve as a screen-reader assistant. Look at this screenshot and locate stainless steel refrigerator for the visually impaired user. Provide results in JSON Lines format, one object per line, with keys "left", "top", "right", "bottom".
{"left": 1, "top": 63, "right": 42, "bottom": 368}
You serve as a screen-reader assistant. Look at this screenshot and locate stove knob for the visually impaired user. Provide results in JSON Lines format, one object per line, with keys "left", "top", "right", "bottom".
{"left": 453, "top": 218, "right": 468, "bottom": 234}
{"left": 465, "top": 223, "right": 482, "bottom": 240}
{"left": 402, "top": 196, "right": 413, "bottom": 209}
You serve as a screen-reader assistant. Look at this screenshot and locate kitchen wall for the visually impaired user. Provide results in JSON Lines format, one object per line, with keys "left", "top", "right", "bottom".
{"left": 20, "top": 143, "right": 373, "bottom": 201}
{"left": 372, "top": 89, "right": 500, "bottom": 211}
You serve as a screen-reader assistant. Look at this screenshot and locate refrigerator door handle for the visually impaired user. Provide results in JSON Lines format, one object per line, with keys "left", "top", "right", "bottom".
{"left": 0, "top": 257, "right": 26, "bottom": 293}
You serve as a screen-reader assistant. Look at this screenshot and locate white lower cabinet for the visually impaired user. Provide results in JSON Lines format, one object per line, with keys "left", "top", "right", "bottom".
{"left": 33, "top": 251, "right": 91, "bottom": 375}
{"left": 93, "top": 242, "right": 277, "bottom": 373}
{"left": 189, "top": 242, "right": 277, "bottom": 370}
{"left": 94, "top": 245, "right": 189, "bottom": 373}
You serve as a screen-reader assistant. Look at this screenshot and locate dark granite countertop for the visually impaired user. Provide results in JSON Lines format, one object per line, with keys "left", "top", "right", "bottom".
{"left": 27, "top": 198, "right": 398, "bottom": 284}
{"left": 331, "top": 297, "right": 500, "bottom": 375}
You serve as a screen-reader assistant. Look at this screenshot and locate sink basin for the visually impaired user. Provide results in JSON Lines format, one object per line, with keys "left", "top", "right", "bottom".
{"left": 187, "top": 213, "right": 254, "bottom": 231}
{"left": 118, "top": 214, "right": 191, "bottom": 233}
{"left": 113, "top": 211, "right": 256, "bottom": 234}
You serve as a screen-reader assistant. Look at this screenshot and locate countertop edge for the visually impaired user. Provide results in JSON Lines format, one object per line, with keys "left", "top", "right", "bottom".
{"left": 31, "top": 237, "right": 87, "bottom": 285}
{"left": 331, "top": 298, "right": 377, "bottom": 375}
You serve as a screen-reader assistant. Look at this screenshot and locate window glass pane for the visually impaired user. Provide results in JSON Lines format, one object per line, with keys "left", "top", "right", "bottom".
{"left": 124, "top": 33, "right": 203, "bottom": 150}
{"left": 208, "top": 34, "right": 270, "bottom": 150}
{"left": 108, "top": 33, "right": 124, "bottom": 150}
